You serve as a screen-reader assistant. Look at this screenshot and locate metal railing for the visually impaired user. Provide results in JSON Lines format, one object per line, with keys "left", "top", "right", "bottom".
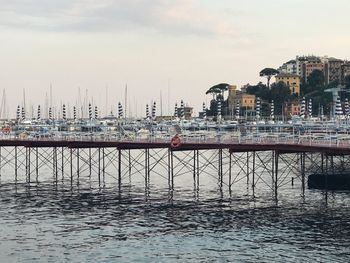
{"left": 1, "top": 130, "right": 350, "bottom": 149}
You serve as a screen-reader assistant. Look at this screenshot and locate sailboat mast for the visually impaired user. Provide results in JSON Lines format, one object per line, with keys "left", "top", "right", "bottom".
{"left": 45, "top": 92, "right": 48, "bottom": 119}
{"left": 50, "top": 83, "right": 52, "bottom": 108}
{"left": 23, "top": 88, "right": 26, "bottom": 119}
{"left": 105, "top": 85, "right": 108, "bottom": 117}
{"left": 167, "top": 79, "right": 170, "bottom": 116}
{"left": 0, "top": 89, "right": 4, "bottom": 119}
{"left": 125, "top": 84, "right": 127, "bottom": 120}
{"left": 160, "top": 90, "right": 163, "bottom": 117}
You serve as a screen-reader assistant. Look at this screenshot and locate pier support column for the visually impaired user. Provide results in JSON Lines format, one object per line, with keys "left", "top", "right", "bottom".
{"left": 171, "top": 150, "right": 174, "bottom": 190}
{"left": 144, "top": 149, "right": 148, "bottom": 188}
{"left": 192, "top": 149, "right": 200, "bottom": 192}
{"left": 15, "top": 146, "right": 18, "bottom": 183}
{"left": 246, "top": 151, "right": 250, "bottom": 184}
{"left": 70, "top": 148, "right": 73, "bottom": 186}
{"left": 128, "top": 149, "right": 131, "bottom": 177}
{"left": 77, "top": 148, "right": 80, "bottom": 185}
{"left": 252, "top": 151, "right": 256, "bottom": 196}
{"left": 147, "top": 149, "right": 150, "bottom": 186}
{"left": 26, "top": 147, "right": 31, "bottom": 183}
{"left": 36, "top": 147, "right": 39, "bottom": 183}
{"left": 0, "top": 146, "right": 2, "bottom": 182}
{"left": 193, "top": 150, "right": 196, "bottom": 190}
{"left": 301, "top": 152, "right": 306, "bottom": 196}
{"left": 168, "top": 148, "right": 171, "bottom": 189}
{"left": 218, "top": 149, "right": 223, "bottom": 189}
{"left": 229, "top": 152, "right": 232, "bottom": 193}
{"left": 118, "top": 149, "right": 122, "bottom": 188}
{"left": 55, "top": 147, "right": 58, "bottom": 183}
{"left": 325, "top": 154, "right": 329, "bottom": 190}
{"left": 102, "top": 148, "right": 105, "bottom": 183}
{"left": 89, "top": 148, "right": 92, "bottom": 179}
{"left": 274, "top": 150, "right": 279, "bottom": 200}
{"left": 61, "top": 147, "right": 64, "bottom": 181}
{"left": 53, "top": 147, "right": 56, "bottom": 183}
{"left": 29, "top": 147, "right": 31, "bottom": 183}
{"left": 196, "top": 150, "right": 199, "bottom": 191}
{"left": 98, "top": 148, "right": 101, "bottom": 186}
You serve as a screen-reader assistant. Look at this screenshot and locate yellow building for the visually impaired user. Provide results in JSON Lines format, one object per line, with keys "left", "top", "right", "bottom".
{"left": 275, "top": 73, "right": 300, "bottom": 95}
{"left": 228, "top": 85, "right": 256, "bottom": 111}
{"left": 240, "top": 94, "right": 255, "bottom": 108}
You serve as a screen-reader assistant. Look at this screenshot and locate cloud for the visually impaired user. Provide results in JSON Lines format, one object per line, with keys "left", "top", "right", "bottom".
{"left": 0, "top": 0, "right": 238, "bottom": 37}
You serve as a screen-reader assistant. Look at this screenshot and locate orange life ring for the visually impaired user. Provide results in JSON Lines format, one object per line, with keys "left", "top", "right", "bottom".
{"left": 170, "top": 134, "right": 181, "bottom": 148}
{"left": 2, "top": 127, "right": 11, "bottom": 134}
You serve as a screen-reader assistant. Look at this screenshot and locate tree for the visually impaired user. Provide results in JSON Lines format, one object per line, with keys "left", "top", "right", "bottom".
{"left": 246, "top": 82, "right": 270, "bottom": 101}
{"left": 208, "top": 83, "right": 229, "bottom": 100}
{"left": 205, "top": 86, "right": 221, "bottom": 100}
{"left": 307, "top": 69, "right": 325, "bottom": 87}
{"left": 344, "top": 75, "right": 350, "bottom": 89}
{"left": 300, "top": 69, "right": 333, "bottom": 115}
{"left": 270, "top": 82, "right": 291, "bottom": 115}
{"left": 208, "top": 99, "right": 218, "bottom": 117}
{"left": 301, "top": 70, "right": 326, "bottom": 97}
{"left": 206, "top": 83, "right": 230, "bottom": 117}
{"left": 259, "top": 68, "right": 279, "bottom": 88}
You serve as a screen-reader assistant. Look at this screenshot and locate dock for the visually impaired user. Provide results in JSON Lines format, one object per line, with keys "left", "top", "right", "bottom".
{"left": 0, "top": 132, "right": 350, "bottom": 198}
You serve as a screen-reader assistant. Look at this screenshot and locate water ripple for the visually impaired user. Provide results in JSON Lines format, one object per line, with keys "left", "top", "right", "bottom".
{"left": 0, "top": 178, "right": 349, "bottom": 262}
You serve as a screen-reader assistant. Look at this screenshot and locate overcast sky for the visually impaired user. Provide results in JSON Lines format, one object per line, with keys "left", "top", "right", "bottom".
{"left": 1, "top": 0, "right": 349, "bottom": 117}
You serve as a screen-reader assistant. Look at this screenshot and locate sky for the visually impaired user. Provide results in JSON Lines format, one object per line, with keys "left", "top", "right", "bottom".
{"left": 0, "top": 0, "right": 349, "bottom": 118}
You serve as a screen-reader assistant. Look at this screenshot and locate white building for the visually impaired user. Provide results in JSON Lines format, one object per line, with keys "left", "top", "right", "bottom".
{"left": 278, "top": 60, "right": 297, "bottom": 75}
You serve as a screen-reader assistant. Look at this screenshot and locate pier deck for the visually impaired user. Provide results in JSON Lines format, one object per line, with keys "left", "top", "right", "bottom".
{"left": 0, "top": 137, "right": 349, "bottom": 155}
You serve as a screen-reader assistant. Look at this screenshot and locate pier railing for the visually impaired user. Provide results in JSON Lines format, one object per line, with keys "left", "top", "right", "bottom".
{"left": 0, "top": 131, "right": 350, "bottom": 149}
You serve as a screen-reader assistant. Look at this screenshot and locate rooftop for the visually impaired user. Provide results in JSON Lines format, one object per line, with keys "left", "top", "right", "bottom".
{"left": 328, "top": 57, "right": 343, "bottom": 62}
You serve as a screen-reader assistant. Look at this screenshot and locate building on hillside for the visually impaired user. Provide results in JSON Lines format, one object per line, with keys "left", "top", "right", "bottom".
{"left": 240, "top": 94, "right": 255, "bottom": 108}
{"left": 326, "top": 57, "right": 344, "bottom": 84}
{"left": 228, "top": 85, "right": 239, "bottom": 116}
{"left": 279, "top": 55, "right": 346, "bottom": 85}
{"left": 227, "top": 85, "right": 256, "bottom": 118}
{"left": 237, "top": 93, "right": 256, "bottom": 120}
{"left": 278, "top": 60, "right": 297, "bottom": 75}
{"left": 302, "top": 59, "right": 324, "bottom": 83}
{"left": 275, "top": 73, "right": 300, "bottom": 95}
{"left": 296, "top": 56, "right": 321, "bottom": 81}
{"left": 341, "top": 63, "right": 350, "bottom": 84}
{"left": 284, "top": 102, "right": 301, "bottom": 117}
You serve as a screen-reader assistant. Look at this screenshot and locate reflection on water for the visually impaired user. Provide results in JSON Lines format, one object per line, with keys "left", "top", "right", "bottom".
{"left": 0, "top": 175, "right": 350, "bottom": 262}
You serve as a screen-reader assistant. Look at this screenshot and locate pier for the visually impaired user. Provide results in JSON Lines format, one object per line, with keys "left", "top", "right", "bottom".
{"left": 1, "top": 133, "right": 350, "bottom": 199}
